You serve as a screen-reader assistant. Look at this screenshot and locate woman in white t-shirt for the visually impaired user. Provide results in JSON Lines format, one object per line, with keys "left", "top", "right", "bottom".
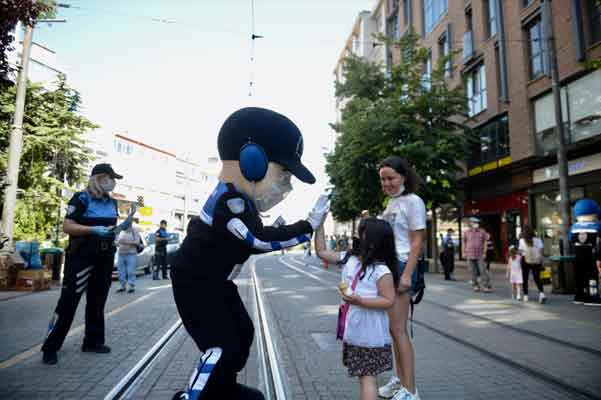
{"left": 518, "top": 225, "right": 546, "bottom": 303}
{"left": 315, "top": 218, "right": 399, "bottom": 400}
{"left": 378, "top": 156, "right": 426, "bottom": 400}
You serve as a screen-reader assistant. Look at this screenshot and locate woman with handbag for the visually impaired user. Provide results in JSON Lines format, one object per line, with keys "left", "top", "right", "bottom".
{"left": 315, "top": 218, "right": 399, "bottom": 400}
{"left": 378, "top": 156, "right": 426, "bottom": 400}
{"left": 116, "top": 222, "right": 143, "bottom": 293}
{"left": 518, "top": 225, "right": 546, "bottom": 303}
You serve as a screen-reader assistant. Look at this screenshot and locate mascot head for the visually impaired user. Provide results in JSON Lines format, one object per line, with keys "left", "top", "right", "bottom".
{"left": 217, "top": 107, "right": 315, "bottom": 211}
{"left": 574, "top": 199, "right": 600, "bottom": 223}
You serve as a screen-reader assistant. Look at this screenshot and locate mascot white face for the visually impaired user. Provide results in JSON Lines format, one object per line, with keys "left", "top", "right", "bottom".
{"left": 253, "top": 163, "right": 293, "bottom": 212}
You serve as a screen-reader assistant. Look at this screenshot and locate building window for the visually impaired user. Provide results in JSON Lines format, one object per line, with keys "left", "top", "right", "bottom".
{"left": 527, "top": 19, "right": 544, "bottom": 78}
{"left": 466, "top": 64, "right": 487, "bottom": 117}
{"left": 387, "top": 12, "right": 400, "bottom": 40}
{"left": 589, "top": 0, "right": 601, "bottom": 44}
{"left": 469, "top": 115, "right": 510, "bottom": 167}
{"left": 422, "top": 52, "right": 432, "bottom": 90}
{"left": 403, "top": 0, "right": 412, "bottom": 27}
{"left": 534, "top": 69, "right": 601, "bottom": 154}
{"left": 438, "top": 30, "right": 451, "bottom": 77}
{"left": 485, "top": 0, "right": 497, "bottom": 38}
{"left": 523, "top": 0, "right": 534, "bottom": 8}
{"left": 423, "top": 0, "right": 448, "bottom": 34}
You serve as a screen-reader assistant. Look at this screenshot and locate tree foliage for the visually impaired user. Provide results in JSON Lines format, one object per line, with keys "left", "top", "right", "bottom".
{"left": 1, "top": 75, "right": 98, "bottom": 241}
{"left": 327, "top": 30, "right": 474, "bottom": 222}
{"left": 0, "top": 0, "right": 56, "bottom": 80}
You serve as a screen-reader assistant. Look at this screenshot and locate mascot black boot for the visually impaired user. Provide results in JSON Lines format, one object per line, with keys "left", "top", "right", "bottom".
{"left": 171, "top": 107, "right": 329, "bottom": 399}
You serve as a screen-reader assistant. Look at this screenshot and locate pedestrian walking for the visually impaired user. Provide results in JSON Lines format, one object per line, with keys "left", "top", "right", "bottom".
{"left": 463, "top": 217, "right": 493, "bottom": 292}
{"left": 154, "top": 220, "right": 169, "bottom": 280}
{"left": 116, "top": 223, "right": 142, "bottom": 293}
{"left": 441, "top": 228, "right": 456, "bottom": 281}
{"left": 41, "top": 163, "right": 124, "bottom": 365}
{"left": 378, "top": 156, "right": 425, "bottom": 400}
{"left": 518, "top": 225, "right": 546, "bottom": 303}
{"left": 315, "top": 218, "right": 398, "bottom": 400}
{"left": 485, "top": 229, "right": 496, "bottom": 271}
{"left": 506, "top": 246, "right": 523, "bottom": 301}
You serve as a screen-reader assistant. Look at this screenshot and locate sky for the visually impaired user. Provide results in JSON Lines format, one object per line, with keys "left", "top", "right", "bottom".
{"left": 33, "top": 0, "right": 374, "bottom": 222}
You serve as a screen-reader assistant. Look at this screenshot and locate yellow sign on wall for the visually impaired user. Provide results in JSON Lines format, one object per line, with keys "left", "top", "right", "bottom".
{"left": 139, "top": 206, "right": 153, "bottom": 217}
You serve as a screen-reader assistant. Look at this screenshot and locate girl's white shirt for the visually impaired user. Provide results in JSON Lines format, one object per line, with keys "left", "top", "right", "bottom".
{"left": 340, "top": 254, "right": 392, "bottom": 348}
{"left": 381, "top": 193, "right": 427, "bottom": 261}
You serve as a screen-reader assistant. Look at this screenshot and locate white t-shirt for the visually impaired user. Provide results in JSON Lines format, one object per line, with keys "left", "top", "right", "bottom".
{"left": 340, "top": 255, "right": 392, "bottom": 348}
{"left": 381, "top": 193, "right": 427, "bottom": 261}
{"left": 518, "top": 238, "right": 544, "bottom": 264}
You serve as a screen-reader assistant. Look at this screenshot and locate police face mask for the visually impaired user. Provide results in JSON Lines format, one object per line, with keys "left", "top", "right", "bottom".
{"left": 99, "top": 177, "right": 116, "bottom": 193}
{"left": 255, "top": 172, "right": 292, "bottom": 212}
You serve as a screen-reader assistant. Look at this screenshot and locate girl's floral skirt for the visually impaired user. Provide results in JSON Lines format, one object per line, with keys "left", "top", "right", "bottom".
{"left": 342, "top": 342, "right": 392, "bottom": 377}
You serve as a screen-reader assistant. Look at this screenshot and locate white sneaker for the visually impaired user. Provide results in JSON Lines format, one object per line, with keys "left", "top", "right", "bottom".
{"left": 523, "top": 295, "right": 529, "bottom": 302}
{"left": 539, "top": 292, "right": 546, "bottom": 304}
{"left": 392, "top": 387, "right": 420, "bottom": 400}
{"left": 516, "top": 294, "right": 522, "bottom": 301}
{"left": 378, "top": 376, "right": 401, "bottom": 399}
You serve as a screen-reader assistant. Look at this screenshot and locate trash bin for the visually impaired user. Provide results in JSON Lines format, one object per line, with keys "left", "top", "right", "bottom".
{"left": 549, "top": 255, "right": 576, "bottom": 294}
{"left": 40, "top": 248, "right": 64, "bottom": 281}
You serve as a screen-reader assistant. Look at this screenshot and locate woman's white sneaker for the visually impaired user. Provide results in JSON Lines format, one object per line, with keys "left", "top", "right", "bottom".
{"left": 392, "top": 387, "right": 420, "bottom": 400}
{"left": 378, "top": 376, "right": 401, "bottom": 398}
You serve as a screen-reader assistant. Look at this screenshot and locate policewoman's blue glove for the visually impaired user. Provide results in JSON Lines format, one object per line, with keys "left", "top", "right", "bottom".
{"left": 90, "top": 226, "right": 113, "bottom": 238}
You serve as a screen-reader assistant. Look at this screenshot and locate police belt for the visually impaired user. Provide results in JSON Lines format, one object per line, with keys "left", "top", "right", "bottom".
{"left": 69, "top": 236, "right": 115, "bottom": 253}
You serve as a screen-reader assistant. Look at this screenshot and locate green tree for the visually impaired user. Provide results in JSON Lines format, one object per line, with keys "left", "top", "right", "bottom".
{"left": 328, "top": 30, "right": 474, "bottom": 265}
{"left": 1, "top": 75, "right": 97, "bottom": 241}
{"left": 0, "top": 0, "right": 56, "bottom": 80}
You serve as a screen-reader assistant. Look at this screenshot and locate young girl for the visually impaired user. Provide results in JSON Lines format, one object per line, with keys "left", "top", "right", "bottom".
{"left": 315, "top": 218, "right": 399, "bottom": 400}
{"left": 507, "top": 246, "right": 523, "bottom": 300}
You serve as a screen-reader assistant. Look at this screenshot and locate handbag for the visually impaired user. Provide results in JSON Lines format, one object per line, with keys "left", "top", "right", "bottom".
{"left": 336, "top": 267, "right": 363, "bottom": 341}
{"left": 135, "top": 232, "right": 144, "bottom": 254}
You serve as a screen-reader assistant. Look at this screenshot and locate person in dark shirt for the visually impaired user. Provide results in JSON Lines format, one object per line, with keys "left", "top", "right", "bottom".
{"left": 171, "top": 108, "right": 328, "bottom": 400}
{"left": 41, "top": 163, "right": 124, "bottom": 365}
{"left": 153, "top": 220, "right": 169, "bottom": 280}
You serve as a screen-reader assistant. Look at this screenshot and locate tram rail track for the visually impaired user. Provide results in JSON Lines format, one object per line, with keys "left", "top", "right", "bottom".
{"left": 103, "top": 258, "right": 286, "bottom": 400}
{"left": 283, "top": 255, "right": 601, "bottom": 400}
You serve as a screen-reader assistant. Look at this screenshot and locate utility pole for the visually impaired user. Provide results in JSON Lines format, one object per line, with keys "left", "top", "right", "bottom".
{"left": 1, "top": 23, "right": 34, "bottom": 250}
{"left": 542, "top": 0, "right": 571, "bottom": 256}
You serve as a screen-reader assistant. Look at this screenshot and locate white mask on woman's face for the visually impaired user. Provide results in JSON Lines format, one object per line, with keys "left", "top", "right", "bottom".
{"left": 255, "top": 172, "right": 293, "bottom": 212}
{"left": 99, "top": 177, "right": 116, "bottom": 193}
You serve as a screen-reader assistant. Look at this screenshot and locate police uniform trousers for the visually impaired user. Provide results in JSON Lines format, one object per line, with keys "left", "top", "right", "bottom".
{"left": 172, "top": 268, "right": 264, "bottom": 400}
{"left": 42, "top": 241, "right": 115, "bottom": 352}
{"left": 154, "top": 249, "right": 168, "bottom": 279}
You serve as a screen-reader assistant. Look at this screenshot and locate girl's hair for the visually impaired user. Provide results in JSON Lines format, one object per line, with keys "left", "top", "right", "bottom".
{"left": 87, "top": 174, "right": 105, "bottom": 198}
{"left": 508, "top": 246, "right": 518, "bottom": 259}
{"left": 358, "top": 217, "right": 400, "bottom": 288}
{"left": 378, "top": 155, "right": 422, "bottom": 194}
{"left": 522, "top": 225, "right": 534, "bottom": 247}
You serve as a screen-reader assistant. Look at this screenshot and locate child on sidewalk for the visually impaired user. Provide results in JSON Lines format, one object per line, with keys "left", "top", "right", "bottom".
{"left": 507, "top": 246, "right": 523, "bottom": 300}
{"left": 315, "top": 218, "right": 399, "bottom": 400}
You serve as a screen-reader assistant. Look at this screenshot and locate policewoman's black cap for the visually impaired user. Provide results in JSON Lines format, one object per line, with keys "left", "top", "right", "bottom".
{"left": 217, "top": 107, "right": 315, "bottom": 184}
{"left": 91, "top": 163, "right": 123, "bottom": 179}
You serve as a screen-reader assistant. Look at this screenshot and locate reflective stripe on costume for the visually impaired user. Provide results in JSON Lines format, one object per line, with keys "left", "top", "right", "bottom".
{"left": 226, "top": 218, "right": 310, "bottom": 251}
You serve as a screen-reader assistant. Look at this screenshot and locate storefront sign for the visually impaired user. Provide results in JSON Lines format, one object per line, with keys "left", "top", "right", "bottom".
{"left": 468, "top": 156, "right": 512, "bottom": 176}
{"left": 533, "top": 153, "right": 601, "bottom": 184}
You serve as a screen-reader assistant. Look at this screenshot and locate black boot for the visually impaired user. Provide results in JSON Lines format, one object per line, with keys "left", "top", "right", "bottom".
{"left": 42, "top": 351, "right": 58, "bottom": 365}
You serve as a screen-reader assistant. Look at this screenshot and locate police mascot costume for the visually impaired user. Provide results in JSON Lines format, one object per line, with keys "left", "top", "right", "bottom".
{"left": 171, "top": 107, "right": 329, "bottom": 399}
{"left": 569, "top": 199, "right": 601, "bottom": 305}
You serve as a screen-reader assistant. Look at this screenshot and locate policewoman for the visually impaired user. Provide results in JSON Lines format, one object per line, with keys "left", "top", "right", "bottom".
{"left": 42, "top": 163, "right": 123, "bottom": 365}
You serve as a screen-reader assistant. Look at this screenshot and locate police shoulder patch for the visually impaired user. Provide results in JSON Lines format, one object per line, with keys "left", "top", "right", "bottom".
{"left": 67, "top": 205, "right": 77, "bottom": 216}
{"left": 227, "top": 198, "right": 246, "bottom": 214}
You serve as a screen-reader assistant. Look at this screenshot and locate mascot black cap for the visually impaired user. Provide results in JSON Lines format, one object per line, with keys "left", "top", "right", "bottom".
{"left": 218, "top": 107, "right": 316, "bottom": 184}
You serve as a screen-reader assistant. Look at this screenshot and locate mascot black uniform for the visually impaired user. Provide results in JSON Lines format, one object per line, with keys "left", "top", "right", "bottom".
{"left": 171, "top": 108, "right": 328, "bottom": 399}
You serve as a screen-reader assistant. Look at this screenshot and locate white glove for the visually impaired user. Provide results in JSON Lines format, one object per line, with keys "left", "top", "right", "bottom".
{"left": 307, "top": 194, "right": 330, "bottom": 231}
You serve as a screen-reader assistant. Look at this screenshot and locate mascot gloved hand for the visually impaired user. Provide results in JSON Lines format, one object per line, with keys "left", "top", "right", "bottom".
{"left": 171, "top": 107, "right": 319, "bottom": 400}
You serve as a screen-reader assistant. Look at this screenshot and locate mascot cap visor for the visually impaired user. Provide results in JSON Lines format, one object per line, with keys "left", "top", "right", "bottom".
{"left": 218, "top": 107, "right": 316, "bottom": 184}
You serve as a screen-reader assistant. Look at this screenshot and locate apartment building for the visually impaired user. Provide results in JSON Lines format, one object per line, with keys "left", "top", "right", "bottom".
{"left": 85, "top": 131, "right": 218, "bottom": 233}
{"left": 335, "top": 0, "right": 601, "bottom": 259}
